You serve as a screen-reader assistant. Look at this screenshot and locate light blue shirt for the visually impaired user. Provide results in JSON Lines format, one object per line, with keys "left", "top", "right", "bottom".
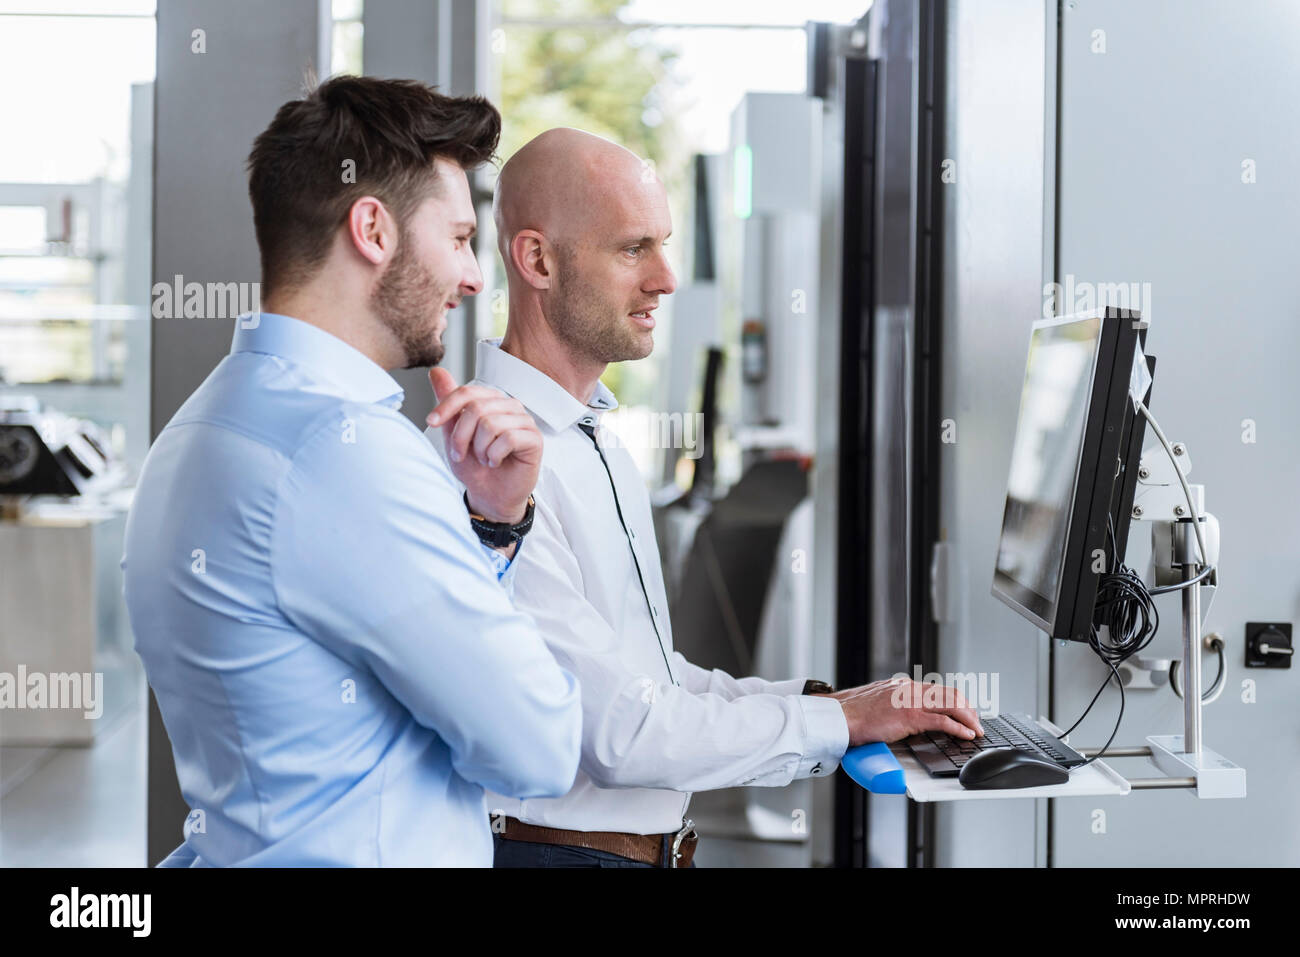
{"left": 122, "top": 312, "right": 581, "bottom": 867}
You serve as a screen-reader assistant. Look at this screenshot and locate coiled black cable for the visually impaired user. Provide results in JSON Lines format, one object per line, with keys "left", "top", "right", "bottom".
{"left": 1058, "top": 517, "right": 1161, "bottom": 766}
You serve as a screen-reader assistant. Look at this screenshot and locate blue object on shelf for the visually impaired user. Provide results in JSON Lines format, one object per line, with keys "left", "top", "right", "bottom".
{"left": 842, "top": 742, "right": 907, "bottom": 794}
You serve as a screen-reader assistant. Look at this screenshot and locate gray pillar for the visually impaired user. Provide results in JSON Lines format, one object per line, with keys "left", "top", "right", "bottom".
{"left": 364, "top": 0, "right": 486, "bottom": 413}
{"left": 148, "top": 0, "right": 326, "bottom": 866}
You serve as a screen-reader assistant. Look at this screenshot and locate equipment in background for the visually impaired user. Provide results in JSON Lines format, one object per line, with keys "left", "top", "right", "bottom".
{"left": 669, "top": 457, "right": 809, "bottom": 680}
{"left": 730, "top": 93, "right": 820, "bottom": 446}
{"left": 0, "top": 397, "right": 125, "bottom": 507}
{"left": 657, "top": 343, "right": 809, "bottom": 678}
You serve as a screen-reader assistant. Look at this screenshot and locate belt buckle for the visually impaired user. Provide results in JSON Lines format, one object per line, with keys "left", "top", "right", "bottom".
{"left": 670, "top": 818, "right": 697, "bottom": 868}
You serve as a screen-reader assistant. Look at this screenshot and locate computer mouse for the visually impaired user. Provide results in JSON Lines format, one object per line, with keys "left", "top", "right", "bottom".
{"left": 958, "top": 747, "right": 1070, "bottom": 789}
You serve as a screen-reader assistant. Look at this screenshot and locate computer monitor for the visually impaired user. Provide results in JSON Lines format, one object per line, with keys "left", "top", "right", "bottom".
{"left": 991, "top": 307, "right": 1153, "bottom": 642}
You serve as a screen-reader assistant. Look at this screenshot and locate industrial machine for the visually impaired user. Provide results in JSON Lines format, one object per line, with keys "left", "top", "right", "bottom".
{"left": 0, "top": 396, "right": 125, "bottom": 507}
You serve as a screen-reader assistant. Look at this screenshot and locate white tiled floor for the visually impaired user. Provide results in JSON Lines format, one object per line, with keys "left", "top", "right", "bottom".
{"left": 0, "top": 656, "right": 148, "bottom": 867}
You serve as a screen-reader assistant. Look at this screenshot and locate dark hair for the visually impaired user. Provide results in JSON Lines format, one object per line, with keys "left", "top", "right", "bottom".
{"left": 246, "top": 74, "right": 500, "bottom": 296}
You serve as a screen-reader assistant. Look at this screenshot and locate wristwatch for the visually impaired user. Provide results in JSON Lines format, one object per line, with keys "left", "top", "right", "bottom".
{"left": 802, "top": 679, "right": 835, "bottom": 695}
{"left": 465, "top": 492, "right": 535, "bottom": 548}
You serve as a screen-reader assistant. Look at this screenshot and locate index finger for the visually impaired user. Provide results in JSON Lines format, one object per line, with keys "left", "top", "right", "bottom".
{"left": 944, "top": 707, "right": 984, "bottom": 737}
{"left": 427, "top": 385, "right": 502, "bottom": 427}
{"left": 922, "top": 684, "right": 983, "bottom": 735}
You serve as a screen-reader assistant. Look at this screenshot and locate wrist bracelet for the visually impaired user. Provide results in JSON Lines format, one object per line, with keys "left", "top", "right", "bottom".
{"left": 464, "top": 492, "right": 535, "bottom": 549}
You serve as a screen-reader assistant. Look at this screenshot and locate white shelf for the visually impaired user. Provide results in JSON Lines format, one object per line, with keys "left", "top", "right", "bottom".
{"left": 893, "top": 716, "right": 1132, "bottom": 803}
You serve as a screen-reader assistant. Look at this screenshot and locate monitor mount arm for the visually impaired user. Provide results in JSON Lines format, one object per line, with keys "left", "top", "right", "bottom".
{"left": 1074, "top": 438, "right": 1245, "bottom": 798}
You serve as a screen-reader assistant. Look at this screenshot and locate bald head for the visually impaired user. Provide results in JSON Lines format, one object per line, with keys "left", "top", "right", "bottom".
{"left": 495, "top": 128, "right": 660, "bottom": 272}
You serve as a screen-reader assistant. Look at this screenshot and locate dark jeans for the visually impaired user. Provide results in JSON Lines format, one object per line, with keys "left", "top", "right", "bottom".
{"left": 492, "top": 833, "right": 697, "bottom": 868}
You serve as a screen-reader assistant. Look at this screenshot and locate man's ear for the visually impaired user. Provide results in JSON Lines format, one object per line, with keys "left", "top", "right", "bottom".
{"left": 347, "top": 196, "right": 395, "bottom": 267}
{"left": 511, "top": 229, "right": 553, "bottom": 291}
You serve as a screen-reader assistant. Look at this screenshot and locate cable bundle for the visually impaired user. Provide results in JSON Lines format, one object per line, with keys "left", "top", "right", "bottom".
{"left": 1092, "top": 522, "right": 1160, "bottom": 665}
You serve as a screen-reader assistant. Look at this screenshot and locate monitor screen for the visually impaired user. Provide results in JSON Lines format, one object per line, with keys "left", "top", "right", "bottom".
{"left": 994, "top": 315, "right": 1103, "bottom": 627}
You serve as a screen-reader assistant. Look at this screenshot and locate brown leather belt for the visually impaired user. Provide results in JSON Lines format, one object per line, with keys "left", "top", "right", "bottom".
{"left": 498, "top": 816, "right": 698, "bottom": 868}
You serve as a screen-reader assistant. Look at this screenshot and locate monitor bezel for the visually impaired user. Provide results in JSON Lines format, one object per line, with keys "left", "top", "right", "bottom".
{"left": 991, "top": 307, "right": 1145, "bottom": 641}
{"left": 1091, "top": 350, "right": 1156, "bottom": 633}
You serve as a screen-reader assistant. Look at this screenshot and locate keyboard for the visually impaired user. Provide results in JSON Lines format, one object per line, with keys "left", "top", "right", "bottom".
{"left": 904, "top": 712, "right": 1087, "bottom": 778}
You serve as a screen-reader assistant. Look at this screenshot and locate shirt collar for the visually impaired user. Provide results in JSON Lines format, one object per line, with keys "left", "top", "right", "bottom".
{"left": 473, "top": 338, "right": 618, "bottom": 432}
{"left": 231, "top": 312, "right": 405, "bottom": 409}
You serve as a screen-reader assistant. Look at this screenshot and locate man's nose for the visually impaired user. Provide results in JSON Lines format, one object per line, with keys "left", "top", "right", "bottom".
{"left": 461, "top": 251, "right": 484, "bottom": 297}
{"left": 648, "top": 251, "right": 676, "bottom": 296}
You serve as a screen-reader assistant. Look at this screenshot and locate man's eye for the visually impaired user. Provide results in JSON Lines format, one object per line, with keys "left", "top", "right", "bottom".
{"left": 624, "top": 246, "right": 642, "bottom": 258}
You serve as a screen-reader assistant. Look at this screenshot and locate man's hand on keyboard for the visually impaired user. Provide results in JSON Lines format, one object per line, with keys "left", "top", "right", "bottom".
{"left": 816, "top": 679, "right": 985, "bottom": 748}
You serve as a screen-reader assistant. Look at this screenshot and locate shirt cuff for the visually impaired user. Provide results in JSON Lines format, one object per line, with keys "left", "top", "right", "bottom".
{"left": 766, "top": 677, "right": 813, "bottom": 697}
{"left": 794, "top": 693, "right": 850, "bottom": 779}
{"left": 478, "top": 539, "right": 514, "bottom": 582}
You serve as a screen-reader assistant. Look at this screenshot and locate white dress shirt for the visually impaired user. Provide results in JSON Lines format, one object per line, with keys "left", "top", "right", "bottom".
{"left": 425, "top": 338, "right": 849, "bottom": 835}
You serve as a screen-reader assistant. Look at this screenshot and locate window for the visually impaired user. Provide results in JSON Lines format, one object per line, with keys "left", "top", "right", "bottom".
{"left": 0, "top": 2, "right": 156, "bottom": 385}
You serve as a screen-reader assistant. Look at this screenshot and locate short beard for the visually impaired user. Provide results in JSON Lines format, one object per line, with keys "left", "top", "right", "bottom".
{"left": 549, "top": 247, "right": 652, "bottom": 365}
{"left": 370, "top": 225, "right": 446, "bottom": 369}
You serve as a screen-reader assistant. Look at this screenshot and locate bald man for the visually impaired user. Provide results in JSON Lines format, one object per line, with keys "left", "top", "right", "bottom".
{"left": 424, "top": 128, "right": 982, "bottom": 868}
